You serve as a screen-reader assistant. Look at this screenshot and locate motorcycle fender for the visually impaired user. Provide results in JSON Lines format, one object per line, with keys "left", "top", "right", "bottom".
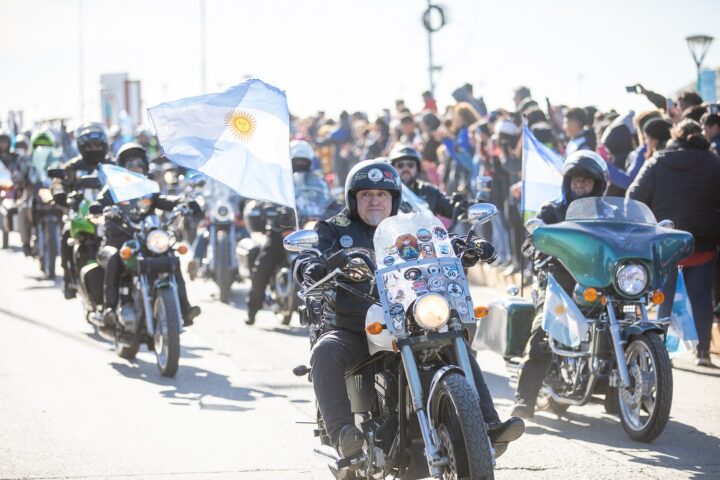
{"left": 427, "top": 365, "right": 465, "bottom": 425}
{"left": 622, "top": 322, "right": 665, "bottom": 342}
{"left": 366, "top": 304, "right": 394, "bottom": 355}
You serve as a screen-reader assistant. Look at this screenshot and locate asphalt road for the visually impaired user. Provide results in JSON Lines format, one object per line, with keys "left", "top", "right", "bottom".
{"left": 0, "top": 233, "right": 718, "bottom": 480}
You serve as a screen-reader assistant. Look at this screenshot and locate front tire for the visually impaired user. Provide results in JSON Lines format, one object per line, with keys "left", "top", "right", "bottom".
{"left": 431, "top": 372, "right": 495, "bottom": 479}
{"left": 216, "top": 230, "right": 232, "bottom": 303}
{"left": 153, "top": 288, "right": 181, "bottom": 377}
{"left": 617, "top": 332, "right": 672, "bottom": 442}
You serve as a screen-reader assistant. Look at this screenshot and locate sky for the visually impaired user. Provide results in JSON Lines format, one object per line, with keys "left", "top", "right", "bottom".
{"left": 2, "top": 0, "right": 720, "bottom": 127}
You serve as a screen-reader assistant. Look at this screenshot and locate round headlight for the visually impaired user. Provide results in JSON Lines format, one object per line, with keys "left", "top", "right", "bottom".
{"left": 413, "top": 293, "right": 451, "bottom": 331}
{"left": 146, "top": 230, "right": 170, "bottom": 254}
{"left": 616, "top": 263, "right": 648, "bottom": 296}
{"left": 213, "top": 202, "right": 233, "bottom": 222}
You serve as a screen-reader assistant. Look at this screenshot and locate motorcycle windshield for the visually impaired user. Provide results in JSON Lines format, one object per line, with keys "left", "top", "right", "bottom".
{"left": 533, "top": 197, "right": 694, "bottom": 289}
{"left": 373, "top": 211, "right": 474, "bottom": 334}
{"left": 295, "top": 183, "right": 330, "bottom": 222}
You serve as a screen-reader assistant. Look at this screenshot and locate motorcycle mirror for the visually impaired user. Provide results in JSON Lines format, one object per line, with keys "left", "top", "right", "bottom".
{"left": 76, "top": 175, "right": 101, "bottom": 189}
{"left": 47, "top": 168, "right": 65, "bottom": 179}
{"left": 524, "top": 218, "right": 545, "bottom": 234}
{"left": 467, "top": 203, "right": 498, "bottom": 225}
{"left": 658, "top": 219, "right": 674, "bottom": 229}
{"left": 283, "top": 229, "right": 319, "bottom": 253}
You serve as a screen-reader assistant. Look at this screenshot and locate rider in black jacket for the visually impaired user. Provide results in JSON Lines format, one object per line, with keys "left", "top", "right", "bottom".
{"left": 295, "top": 158, "right": 524, "bottom": 459}
{"left": 512, "top": 150, "right": 608, "bottom": 418}
{"left": 389, "top": 144, "right": 459, "bottom": 218}
{"left": 95, "top": 143, "right": 202, "bottom": 329}
{"left": 51, "top": 122, "right": 114, "bottom": 299}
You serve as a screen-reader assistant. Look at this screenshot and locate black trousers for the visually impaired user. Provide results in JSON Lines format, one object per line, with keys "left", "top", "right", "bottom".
{"left": 247, "top": 232, "right": 284, "bottom": 314}
{"left": 104, "top": 251, "right": 192, "bottom": 315}
{"left": 514, "top": 313, "right": 552, "bottom": 406}
{"left": 60, "top": 228, "right": 73, "bottom": 282}
{"left": 311, "top": 328, "right": 500, "bottom": 445}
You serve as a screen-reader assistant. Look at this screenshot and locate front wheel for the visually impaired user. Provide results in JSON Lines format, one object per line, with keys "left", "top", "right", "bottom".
{"left": 153, "top": 288, "right": 181, "bottom": 377}
{"left": 617, "top": 332, "right": 672, "bottom": 442}
{"left": 431, "top": 372, "right": 495, "bottom": 480}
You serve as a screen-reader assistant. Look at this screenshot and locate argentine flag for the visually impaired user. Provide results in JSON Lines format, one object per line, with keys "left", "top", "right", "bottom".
{"left": 521, "top": 121, "right": 564, "bottom": 221}
{"left": 0, "top": 162, "right": 12, "bottom": 187}
{"left": 98, "top": 164, "right": 160, "bottom": 203}
{"left": 148, "top": 79, "right": 294, "bottom": 208}
{"left": 666, "top": 269, "right": 699, "bottom": 358}
{"left": 542, "top": 274, "right": 589, "bottom": 348}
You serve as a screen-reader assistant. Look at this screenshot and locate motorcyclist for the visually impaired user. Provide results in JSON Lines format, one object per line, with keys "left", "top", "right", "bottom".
{"left": 389, "top": 144, "right": 463, "bottom": 219}
{"left": 245, "top": 140, "right": 324, "bottom": 325}
{"left": 17, "top": 130, "right": 59, "bottom": 255}
{"left": 511, "top": 150, "right": 608, "bottom": 418}
{"left": 295, "top": 158, "right": 524, "bottom": 458}
{"left": 52, "top": 122, "right": 114, "bottom": 298}
{"left": 96, "top": 143, "right": 202, "bottom": 329}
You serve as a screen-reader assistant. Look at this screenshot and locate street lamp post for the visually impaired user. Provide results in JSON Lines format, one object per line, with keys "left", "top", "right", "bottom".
{"left": 421, "top": 2, "right": 446, "bottom": 97}
{"left": 686, "top": 34, "right": 714, "bottom": 91}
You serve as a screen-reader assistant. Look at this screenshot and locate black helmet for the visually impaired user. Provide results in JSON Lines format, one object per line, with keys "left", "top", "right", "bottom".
{"left": 561, "top": 150, "right": 608, "bottom": 201}
{"left": 75, "top": 122, "right": 109, "bottom": 162}
{"left": 116, "top": 142, "right": 148, "bottom": 170}
{"left": 389, "top": 144, "right": 421, "bottom": 169}
{"left": 344, "top": 158, "right": 402, "bottom": 220}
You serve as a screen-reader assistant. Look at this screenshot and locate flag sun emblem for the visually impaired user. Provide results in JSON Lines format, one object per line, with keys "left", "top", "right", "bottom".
{"left": 224, "top": 110, "right": 257, "bottom": 141}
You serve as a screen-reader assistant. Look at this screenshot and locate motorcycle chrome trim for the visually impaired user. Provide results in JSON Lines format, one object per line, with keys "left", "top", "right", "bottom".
{"left": 140, "top": 273, "right": 155, "bottom": 337}
{"left": 299, "top": 267, "right": 343, "bottom": 296}
{"left": 544, "top": 373, "right": 598, "bottom": 406}
{"left": 548, "top": 338, "right": 592, "bottom": 358}
{"left": 399, "top": 343, "right": 446, "bottom": 476}
{"left": 168, "top": 278, "right": 184, "bottom": 334}
{"left": 606, "top": 302, "right": 632, "bottom": 388}
{"left": 453, "top": 335, "right": 479, "bottom": 398}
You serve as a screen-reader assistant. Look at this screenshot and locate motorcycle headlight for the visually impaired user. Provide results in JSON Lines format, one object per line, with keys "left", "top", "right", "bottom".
{"left": 146, "top": 230, "right": 170, "bottom": 254}
{"left": 615, "top": 263, "right": 648, "bottom": 297}
{"left": 413, "top": 293, "right": 451, "bottom": 331}
{"left": 213, "top": 202, "right": 234, "bottom": 222}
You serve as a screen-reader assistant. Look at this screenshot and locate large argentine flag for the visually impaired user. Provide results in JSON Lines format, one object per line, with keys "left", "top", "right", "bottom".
{"left": 521, "top": 121, "right": 564, "bottom": 220}
{"left": 666, "top": 269, "right": 699, "bottom": 358}
{"left": 0, "top": 162, "right": 11, "bottom": 187}
{"left": 148, "top": 79, "right": 294, "bottom": 208}
{"left": 542, "top": 274, "right": 589, "bottom": 348}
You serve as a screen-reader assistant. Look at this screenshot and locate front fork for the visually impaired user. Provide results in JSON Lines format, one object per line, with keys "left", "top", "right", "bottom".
{"left": 606, "top": 302, "right": 631, "bottom": 388}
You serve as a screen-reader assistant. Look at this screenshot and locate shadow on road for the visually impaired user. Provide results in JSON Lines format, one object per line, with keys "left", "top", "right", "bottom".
{"left": 110, "top": 356, "right": 285, "bottom": 412}
{"left": 262, "top": 326, "right": 308, "bottom": 337}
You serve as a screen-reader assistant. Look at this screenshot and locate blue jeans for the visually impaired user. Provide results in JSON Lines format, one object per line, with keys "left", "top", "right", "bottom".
{"left": 659, "top": 256, "right": 717, "bottom": 352}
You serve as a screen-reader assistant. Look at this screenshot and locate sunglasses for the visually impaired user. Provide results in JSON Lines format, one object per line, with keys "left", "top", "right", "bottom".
{"left": 394, "top": 160, "right": 417, "bottom": 169}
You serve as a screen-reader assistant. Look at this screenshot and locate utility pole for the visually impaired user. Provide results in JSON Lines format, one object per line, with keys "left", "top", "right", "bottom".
{"left": 422, "top": 1, "right": 446, "bottom": 97}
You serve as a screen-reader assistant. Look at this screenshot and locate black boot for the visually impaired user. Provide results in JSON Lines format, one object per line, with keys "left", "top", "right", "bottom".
{"left": 510, "top": 399, "right": 535, "bottom": 419}
{"left": 245, "top": 308, "right": 257, "bottom": 326}
{"left": 487, "top": 417, "right": 525, "bottom": 458}
{"left": 335, "top": 424, "right": 364, "bottom": 458}
{"left": 182, "top": 306, "right": 201, "bottom": 327}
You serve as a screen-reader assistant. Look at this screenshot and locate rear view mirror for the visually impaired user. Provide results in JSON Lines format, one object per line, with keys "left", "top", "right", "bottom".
{"left": 467, "top": 203, "right": 498, "bottom": 225}
{"left": 658, "top": 219, "right": 674, "bottom": 229}
{"left": 283, "top": 229, "right": 319, "bottom": 253}
{"left": 524, "top": 218, "right": 545, "bottom": 234}
{"left": 76, "top": 175, "right": 101, "bottom": 190}
{"left": 88, "top": 203, "right": 104, "bottom": 215}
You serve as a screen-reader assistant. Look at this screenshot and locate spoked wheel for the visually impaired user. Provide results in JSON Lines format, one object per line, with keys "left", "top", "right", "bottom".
{"left": 617, "top": 332, "right": 672, "bottom": 442}
{"left": 153, "top": 288, "right": 180, "bottom": 377}
{"left": 536, "top": 387, "right": 570, "bottom": 415}
{"left": 431, "top": 373, "right": 494, "bottom": 480}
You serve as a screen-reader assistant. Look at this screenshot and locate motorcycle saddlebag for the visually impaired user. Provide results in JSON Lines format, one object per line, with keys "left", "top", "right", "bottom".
{"left": 80, "top": 263, "right": 105, "bottom": 307}
{"left": 472, "top": 296, "right": 535, "bottom": 360}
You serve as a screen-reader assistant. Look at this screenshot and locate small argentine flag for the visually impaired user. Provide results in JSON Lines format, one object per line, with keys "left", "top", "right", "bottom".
{"left": 148, "top": 79, "right": 294, "bottom": 209}
{"left": 521, "top": 120, "right": 564, "bottom": 221}
{"left": 98, "top": 164, "right": 159, "bottom": 203}
{"left": 542, "top": 274, "right": 589, "bottom": 348}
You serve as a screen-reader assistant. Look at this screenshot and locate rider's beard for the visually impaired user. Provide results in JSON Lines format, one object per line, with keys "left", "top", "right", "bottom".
{"left": 362, "top": 210, "right": 387, "bottom": 226}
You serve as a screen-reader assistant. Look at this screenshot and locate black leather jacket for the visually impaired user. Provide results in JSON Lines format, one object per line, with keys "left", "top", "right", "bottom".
{"left": 407, "top": 179, "right": 455, "bottom": 218}
{"left": 296, "top": 208, "right": 377, "bottom": 334}
{"left": 51, "top": 155, "right": 113, "bottom": 206}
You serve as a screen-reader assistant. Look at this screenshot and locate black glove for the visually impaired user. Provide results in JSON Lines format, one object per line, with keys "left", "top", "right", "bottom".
{"left": 52, "top": 191, "right": 67, "bottom": 207}
{"left": 301, "top": 259, "right": 328, "bottom": 283}
{"left": 474, "top": 239, "right": 497, "bottom": 263}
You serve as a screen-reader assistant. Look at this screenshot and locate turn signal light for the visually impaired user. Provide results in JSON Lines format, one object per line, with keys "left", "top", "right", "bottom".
{"left": 366, "top": 322, "right": 384, "bottom": 335}
{"left": 600, "top": 295, "right": 608, "bottom": 305}
{"left": 583, "top": 288, "right": 599, "bottom": 302}
{"left": 119, "top": 246, "right": 133, "bottom": 260}
{"left": 177, "top": 244, "right": 188, "bottom": 255}
{"left": 651, "top": 291, "right": 665, "bottom": 305}
{"left": 474, "top": 306, "right": 489, "bottom": 318}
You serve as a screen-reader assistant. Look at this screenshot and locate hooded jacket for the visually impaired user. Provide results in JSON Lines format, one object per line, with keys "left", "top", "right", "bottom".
{"left": 627, "top": 144, "right": 720, "bottom": 251}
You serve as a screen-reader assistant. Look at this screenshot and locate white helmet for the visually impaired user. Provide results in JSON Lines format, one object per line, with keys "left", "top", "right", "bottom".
{"left": 290, "top": 139, "right": 314, "bottom": 161}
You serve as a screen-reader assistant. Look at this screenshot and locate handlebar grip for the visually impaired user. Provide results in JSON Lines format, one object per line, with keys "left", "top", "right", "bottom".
{"left": 325, "top": 249, "right": 349, "bottom": 271}
{"left": 347, "top": 251, "right": 377, "bottom": 272}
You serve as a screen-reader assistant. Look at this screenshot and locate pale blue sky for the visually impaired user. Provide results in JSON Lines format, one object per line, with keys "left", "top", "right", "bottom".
{"left": 3, "top": 0, "right": 719, "bottom": 125}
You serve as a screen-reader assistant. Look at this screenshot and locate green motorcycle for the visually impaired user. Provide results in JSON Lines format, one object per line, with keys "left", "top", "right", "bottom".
{"left": 480, "top": 197, "right": 693, "bottom": 442}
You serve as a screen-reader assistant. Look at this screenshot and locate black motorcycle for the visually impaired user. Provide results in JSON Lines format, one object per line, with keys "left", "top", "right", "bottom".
{"left": 33, "top": 185, "right": 63, "bottom": 278}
